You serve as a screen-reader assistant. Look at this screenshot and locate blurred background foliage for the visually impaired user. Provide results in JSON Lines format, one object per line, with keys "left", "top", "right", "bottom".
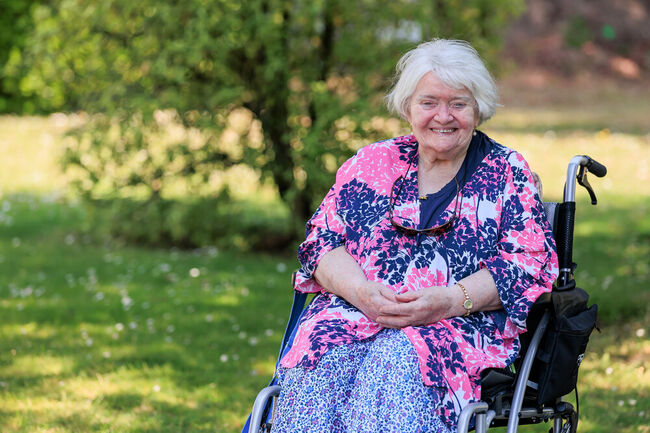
{"left": 1, "top": 0, "right": 525, "bottom": 250}
{"left": 1, "top": 0, "right": 648, "bottom": 251}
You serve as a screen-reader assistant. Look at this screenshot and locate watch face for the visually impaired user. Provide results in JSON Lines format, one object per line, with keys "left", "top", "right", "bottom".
{"left": 463, "top": 299, "right": 473, "bottom": 310}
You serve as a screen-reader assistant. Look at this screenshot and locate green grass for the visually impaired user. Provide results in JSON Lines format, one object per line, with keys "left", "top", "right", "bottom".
{"left": 0, "top": 195, "right": 296, "bottom": 432}
{"left": 0, "top": 81, "right": 649, "bottom": 432}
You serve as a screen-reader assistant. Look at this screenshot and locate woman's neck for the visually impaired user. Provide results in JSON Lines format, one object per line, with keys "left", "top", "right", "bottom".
{"left": 417, "top": 149, "right": 468, "bottom": 195}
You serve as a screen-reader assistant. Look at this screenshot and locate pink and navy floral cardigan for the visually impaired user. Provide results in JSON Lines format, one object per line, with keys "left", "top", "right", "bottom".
{"left": 280, "top": 134, "right": 558, "bottom": 426}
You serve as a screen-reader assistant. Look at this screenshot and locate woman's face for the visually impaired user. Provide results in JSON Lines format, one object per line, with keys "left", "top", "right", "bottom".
{"left": 407, "top": 72, "right": 479, "bottom": 160}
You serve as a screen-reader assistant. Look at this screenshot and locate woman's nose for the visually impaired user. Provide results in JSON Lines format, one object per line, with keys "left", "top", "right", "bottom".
{"left": 433, "top": 104, "right": 453, "bottom": 122}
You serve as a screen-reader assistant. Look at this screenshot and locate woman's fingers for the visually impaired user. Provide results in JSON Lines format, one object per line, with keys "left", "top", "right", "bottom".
{"left": 377, "top": 285, "right": 398, "bottom": 302}
{"left": 377, "top": 287, "right": 448, "bottom": 327}
{"left": 394, "top": 290, "right": 422, "bottom": 302}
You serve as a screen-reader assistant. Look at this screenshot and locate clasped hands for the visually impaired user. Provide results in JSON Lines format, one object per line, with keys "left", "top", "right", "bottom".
{"left": 350, "top": 281, "right": 455, "bottom": 328}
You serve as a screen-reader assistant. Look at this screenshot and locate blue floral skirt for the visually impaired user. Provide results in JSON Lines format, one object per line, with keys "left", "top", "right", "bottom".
{"left": 271, "top": 328, "right": 452, "bottom": 433}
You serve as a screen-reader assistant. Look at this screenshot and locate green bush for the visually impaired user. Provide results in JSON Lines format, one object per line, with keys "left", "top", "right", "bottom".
{"left": 21, "top": 0, "right": 524, "bottom": 246}
{"left": 84, "top": 196, "right": 293, "bottom": 251}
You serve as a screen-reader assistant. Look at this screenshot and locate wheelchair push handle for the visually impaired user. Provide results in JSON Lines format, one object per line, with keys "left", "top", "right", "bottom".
{"left": 557, "top": 155, "right": 607, "bottom": 287}
{"left": 563, "top": 155, "right": 608, "bottom": 203}
{"left": 584, "top": 156, "right": 607, "bottom": 178}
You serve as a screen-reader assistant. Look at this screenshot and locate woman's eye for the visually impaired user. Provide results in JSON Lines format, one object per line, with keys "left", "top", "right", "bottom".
{"left": 452, "top": 102, "right": 467, "bottom": 110}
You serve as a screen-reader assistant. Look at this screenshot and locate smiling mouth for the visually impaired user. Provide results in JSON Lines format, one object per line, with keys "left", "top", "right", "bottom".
{"left": 430, "top": 128, "right": 456, "bottom": 133}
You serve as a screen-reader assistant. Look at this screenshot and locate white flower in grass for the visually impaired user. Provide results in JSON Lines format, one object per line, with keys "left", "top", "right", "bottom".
{"left": 153, "top": 384, "right": 161, "bottom": 392}
{"left": 65, "top": 234, "right": 75, "bottom": 245}
{"left": 276, "top": 263, "right": 287, "bottom": 273}
{"left": 238, "top": 331, "right": 247, "bottom": 340}
{"left": 129, "top": 322, "right": 138, "bottom": 330}
{"left": 249, "top": 337, "right": 259, "bottom": 346}
{"left": 605, "top": 367, "right": 613, "bottom": 375}
{"left": 205, "top": 314, "right": 214, "bottom": 323}
{"left": 0, "top": 381, "right": 6, "bottom": 387}
{"left": 102, "top": 351, "right": 111, "bottom": 358}
{"left": 165, "top": 336, "right": 173, "bottom": 343}
{"left": 636, "top": 328, "right": 646, "bottom": 338}
{"left": 189, "top": 268, "right": 200, "bottom": 278}
{"left": 121, "top": 296, "right": 133, "bottom": 309}
{"left": 618, "top": 400, "right": 624, "bottom": 406}
{"left": 628, "top": 399, "right": 637, "bottom": 406}
{"left": 85, "top": 338, "right": 94, "bottom": 347}
{"left": 159, "top": 263, "right": 171, "bottom": 273}
{"left": 16, "top": 303, "right": 23, "bottom": 311}
{"left": 601, "top": 275, "right": 613, "bottom": 290}
{"left": 115, "top": 323, "right": 125, "bottom": 332}
{"left": 166, "top": 325, "right": 175, "bottom": 333}
{"left": 265, "top": 329, "right": 274, "bottom": 337}
{"left": 220, "top": 354, "right": 228, "bottom": 362}
{"left": 94, "top": 292, "right": 104, "bottom": 301}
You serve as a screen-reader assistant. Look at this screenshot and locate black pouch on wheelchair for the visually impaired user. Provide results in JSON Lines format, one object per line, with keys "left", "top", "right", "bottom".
{"left": 534, "top": 287, "right": 598, "bottom": 405}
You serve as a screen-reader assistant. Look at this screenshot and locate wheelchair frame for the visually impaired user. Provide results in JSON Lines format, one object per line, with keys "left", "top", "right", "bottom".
{"left": 246, "top": 155, "right": 607, "bottom": 433}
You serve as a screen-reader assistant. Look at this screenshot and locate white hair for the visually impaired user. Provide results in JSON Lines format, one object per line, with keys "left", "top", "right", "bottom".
{"left": 386, "top": 39, "right": 498, "bottom": 125}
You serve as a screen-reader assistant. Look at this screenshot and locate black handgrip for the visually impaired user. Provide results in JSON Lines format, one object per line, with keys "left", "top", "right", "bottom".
{"left": 585, "top": 157, "right": 607, "bottom": 177}
{"left": 556, "top": 202, "right": 576, "bottom": 286}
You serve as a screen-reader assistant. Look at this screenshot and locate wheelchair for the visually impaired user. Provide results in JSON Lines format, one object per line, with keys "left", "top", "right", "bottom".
{"left": 244, "top": 155, "right": 607, "bottom": 433}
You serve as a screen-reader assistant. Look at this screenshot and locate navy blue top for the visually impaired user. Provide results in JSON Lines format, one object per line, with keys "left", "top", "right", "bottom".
{"left": 419, "top": 131, "right": 494, "bottom": 230}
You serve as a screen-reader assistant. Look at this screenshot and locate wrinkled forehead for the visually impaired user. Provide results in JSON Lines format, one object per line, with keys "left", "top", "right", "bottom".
{"left": 412, "top": 72, "right": 475, "bottom": 101}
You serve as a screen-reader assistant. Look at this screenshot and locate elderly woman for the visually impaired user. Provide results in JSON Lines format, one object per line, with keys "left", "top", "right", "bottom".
{"left": 272, "top": 39, "right": 558, "bottom": 433}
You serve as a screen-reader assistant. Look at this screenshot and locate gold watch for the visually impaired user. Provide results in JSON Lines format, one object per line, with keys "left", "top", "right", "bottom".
{"left": 457, "top": 282, "right": 473, "bottom": 317}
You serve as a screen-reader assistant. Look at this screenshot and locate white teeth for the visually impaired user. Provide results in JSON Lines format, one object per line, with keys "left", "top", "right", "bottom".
{"left": 431, "top": 129, "right": 455, "bottom": 133}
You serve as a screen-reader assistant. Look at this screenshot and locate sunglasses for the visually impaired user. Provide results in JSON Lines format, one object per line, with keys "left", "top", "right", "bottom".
{"left": 388, "top": 174, "right": 461, "bottom": 236}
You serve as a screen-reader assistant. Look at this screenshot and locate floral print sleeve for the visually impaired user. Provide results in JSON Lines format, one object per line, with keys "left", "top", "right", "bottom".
{"left": 294, "top": 155, "right": 357, "bottom": 293}
{"left": 481, "top": 151, "right": 557, "bottom": 338}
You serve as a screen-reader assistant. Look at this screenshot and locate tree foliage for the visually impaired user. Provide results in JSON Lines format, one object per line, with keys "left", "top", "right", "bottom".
{"left": 17, "top": 0, "right": 524, "bottom": 248}
{"left": 0, "top": 0, "right": 45, "bottom": 112}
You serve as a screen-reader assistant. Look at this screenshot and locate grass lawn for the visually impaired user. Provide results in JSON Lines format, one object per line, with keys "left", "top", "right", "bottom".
{"left": 0, "top": 77, "right": 648, "bottom": 432}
